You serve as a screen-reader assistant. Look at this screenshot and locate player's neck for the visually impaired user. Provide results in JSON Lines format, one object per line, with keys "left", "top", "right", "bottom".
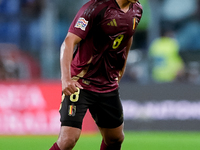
{"left": 116, "top": 0, "right": 131, "bottom": 13}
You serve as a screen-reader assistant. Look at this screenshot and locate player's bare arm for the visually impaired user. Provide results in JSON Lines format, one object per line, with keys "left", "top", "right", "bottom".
{"left": 60, "top": 32, "right": 83, "bottom": 96}
{"left": 118, "top": 36, "right": 133, "bottom": 81}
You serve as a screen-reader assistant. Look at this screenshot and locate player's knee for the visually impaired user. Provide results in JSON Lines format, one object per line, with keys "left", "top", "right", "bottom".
{"left": 57, "top": 136, "right": 78, "bottom": 150}
{"left": 116, "top": 133, "right": 124, "bottom": 144}
{"left": 105, "top": 133, "right": 124, "bottom": 146}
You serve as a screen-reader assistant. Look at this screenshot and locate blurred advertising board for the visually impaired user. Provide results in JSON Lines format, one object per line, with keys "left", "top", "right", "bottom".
{"left": 0, "top": 81, "right": 96, "bottom": 135}
{"left": 120, "top": 82, "right": 200, "bottom": 131}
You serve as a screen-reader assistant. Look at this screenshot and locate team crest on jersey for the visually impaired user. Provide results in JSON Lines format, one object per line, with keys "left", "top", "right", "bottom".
{"left": 68, "top": 105, "right": 76, "bottom": 116}
{"left": 75, "top": 17, "right": 88, "bottom": 31}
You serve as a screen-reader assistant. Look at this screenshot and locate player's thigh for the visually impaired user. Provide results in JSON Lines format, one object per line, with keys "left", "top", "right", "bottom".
{"left": 89, "top": 89, "right": 124, "bottom": 128}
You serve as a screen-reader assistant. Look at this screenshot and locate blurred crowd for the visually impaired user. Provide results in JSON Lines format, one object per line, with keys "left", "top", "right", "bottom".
{"left": 0, "top": 0, "right": 200, "bottom": 84}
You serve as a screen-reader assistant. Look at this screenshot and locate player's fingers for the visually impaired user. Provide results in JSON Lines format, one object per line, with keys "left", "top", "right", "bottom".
{"left": 62, "top": 87, "right": 73, "bottom": 96}
{"left": 63, "top": 90, "right": 71, "bottom": 96}
{"left": 62, "top": 81, "right": 83, "bottom": 95}
{"left": 75, "top": 82, "right": 83, "bottom": 89}
{"left": 68, "top": 82, "right": 83, "bottom": 94}
{"left": 63, "top": 85, "right": 76, "bottom": 95}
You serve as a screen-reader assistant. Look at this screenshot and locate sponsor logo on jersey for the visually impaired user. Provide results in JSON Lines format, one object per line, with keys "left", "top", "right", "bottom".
{"left": 82, "top": 79, "right": 90, "bottom": 85}
{"left": 68, "top": 104, "right": 76, "bottom": 116}
{"left": 75, "top": 17, "right": 88, "bottom": 31}
{"left": 107, "top": 19, "right": 117, "bottom": 27}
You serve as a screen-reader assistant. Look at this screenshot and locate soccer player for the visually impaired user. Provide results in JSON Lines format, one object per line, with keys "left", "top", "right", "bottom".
{"left": 49, "top": 0, "right": 142, "bottom": 149}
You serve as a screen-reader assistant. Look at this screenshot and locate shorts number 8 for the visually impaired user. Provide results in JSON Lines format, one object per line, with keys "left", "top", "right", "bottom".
{"left": 70, "top": 87, "right": 80, "bottom": 102}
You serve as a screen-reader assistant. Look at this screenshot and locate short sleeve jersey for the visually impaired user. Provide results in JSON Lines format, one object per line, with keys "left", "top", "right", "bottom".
{"left": 69, "top": 0, "right": 143, "bottom": 93}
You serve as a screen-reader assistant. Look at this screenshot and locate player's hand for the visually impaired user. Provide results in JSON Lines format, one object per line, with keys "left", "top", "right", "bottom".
{"left": 62, "top": 79, "right": 83, "bottom": 96}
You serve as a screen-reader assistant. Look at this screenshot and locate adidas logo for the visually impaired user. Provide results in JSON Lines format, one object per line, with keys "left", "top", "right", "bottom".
{"left": 107, "top": 19, "right": 117, "bottom": 26}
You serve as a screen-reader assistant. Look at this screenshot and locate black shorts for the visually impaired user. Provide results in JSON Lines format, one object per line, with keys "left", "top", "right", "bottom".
{"left": 59, "top": 88, "right": 124, "bottom": 129}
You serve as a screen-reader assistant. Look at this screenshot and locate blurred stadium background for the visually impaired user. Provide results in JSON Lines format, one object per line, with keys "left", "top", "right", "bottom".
{"left": 0, "top": 0, "right": 200, "bottom": 149}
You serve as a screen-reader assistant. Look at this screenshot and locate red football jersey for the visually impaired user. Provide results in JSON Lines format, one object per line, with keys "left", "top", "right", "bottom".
{"left": 68, "top": 0, "right": 143, "bottom": 93}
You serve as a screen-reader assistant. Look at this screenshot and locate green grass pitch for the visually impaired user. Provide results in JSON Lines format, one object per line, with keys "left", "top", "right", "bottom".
{"left": 0, "top": 131, "right": 200, "bottom": 150}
